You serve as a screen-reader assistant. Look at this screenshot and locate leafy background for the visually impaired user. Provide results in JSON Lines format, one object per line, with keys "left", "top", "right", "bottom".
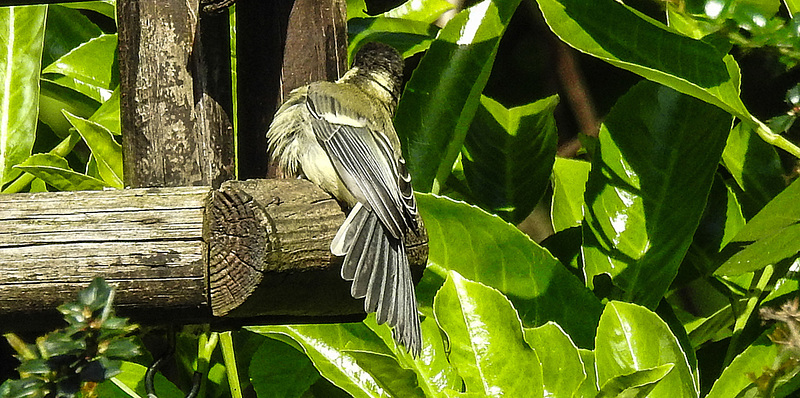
{"left": 2, "top": 0, "right": 800, "bottom": 397}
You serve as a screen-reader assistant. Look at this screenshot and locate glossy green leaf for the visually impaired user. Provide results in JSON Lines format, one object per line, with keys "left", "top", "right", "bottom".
{"left": 246, "top": 323, "right": 423, "bottom": 398}
{"left": 433, "top": 271, "right": 543, "bottom": 397}
{"left": 61, "top": 1, "right": 116, "bottom": 20}
{"left": 595, "top": 302, "right": 697, "bottom": 398}
{"left": 14, "top": 153, "right": 107, "bottom": 191}
{"left": 596, "top": 364, "right": 674, "bottom": 398}
{"left": 0, "top": 5, "right": 46, "bottom": 186}
{"left": 576, "top": 349, "right": 599, "bottom": 397}
{"left": 551, "top": 157, "right": 591, "bottom": 232}
{"left": 249, "top": 338, "right": 320, "bottom": 398}
{"left": 582, "top": 81, "right": 732, "bottom": 308}
{"left": 63, "top": 110, "right": 122, "bottom": 188}
{"left": 535, "top": 0, "right": 800, "bottom": 158}
{"left": 39, "top": 78, "right": 99, "bottom": 138}
{"left": 417, "top": 193, "right": 602, "bottom": 348}
{"left": 786, "top": 0, "right": 800, "bottom": 16}
{"left": 715, "top": 224, "right": 800, "bottom": 276}
{"left": 42, "top": 5, "right": 103, "bottom": 68}
{"left": 395, "top": 0, "right": 521, "bottom": 193}
{"left": 348, "top": 17, "right": 439, "bottom": 61}
{"left": 462, "top": 95, "right": 558, "bottom": 224}
{"left": 347, "top": 0, "right": 370, "bottom": 19}
{"left": 90, "top": 86, "right": 120, "bottom": 135}
{"left": 706, "top": 332, "right": 793, "bottom": 398}
{"left": 685, "top": 304, "right": 735, "bottom": 347}
{"left": 43, "top": 34, "right": 117, "bottom": 103}
{"left": 721, "top": 122, "right": 785, "bottom": 218}
{"left": 523, "top": 322, "right": 585, "bottom": 398}
{"left": 714, "top": 178, "right": 800, "bottom": 275}
{"left": 96, "top": 361, "right": 183, "bottom": 398}
{"left": 383, "top": 0, "right": 453, "bottom": 23}
{"left": 363, "top": 314, "right": 462, "bottom": 395}
{"left": 725, "top": 176, "right": 800, "bottom": 243}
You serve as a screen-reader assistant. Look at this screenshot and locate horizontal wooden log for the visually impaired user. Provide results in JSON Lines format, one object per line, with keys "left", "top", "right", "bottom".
{"left": 0, "top": 179, "right": 428, "bottom": 330}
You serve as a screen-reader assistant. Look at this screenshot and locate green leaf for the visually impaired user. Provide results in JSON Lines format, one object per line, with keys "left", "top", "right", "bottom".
{"left": 97, "top": 361, "right": 184, "bottom": 398}
{"left": 576, "top": 349, "right": 599, "bottom": 397}
{"left": 382, "top": 0, "right": 454, "bottom": 23}
{"left": 395, "top": 0, "right": 521, "bottom": 193}
{"left": 705, "top": 331, "right": 795, "bottom": 398}
{"left": 417, "top": 193, "right": 602, "bottom": 348}
{"left": 582, "top": 81, "right": 732, "bottom": 308}
{"left": 462, "top": 95, "right": 558, "bottom": 224}
{"left": 63, "top": 110, "right": 122, "bottom": 188}
{"left": 721, "top": 122, "right": 786, "bottom": 218}
{"left": 551, "top": 157, "right": 591, "bottom": 232}
{"left": 14, "top": 153, "right": 107, "bottom": 191}
{"left": 249, "top": 338, "right": 321, "bottom": 398}
{"left": 0, "top": 5, "right": 46, "bottom": 186}
{"left": 90, "top": 86, "right": 121, "bottom": 135}
{"left": 363, "top": 314, "right": 462, "bottom": 395}
{"left": 348, "top": 17, "right": 439, "bottom": 61}
{"left": 534, "top": 0, "right": 800, "bottom": 158}
{"left": 522, "top": 322, "right": 585, "bottom": 398}
{"left": 60, "top": 1, "right": 116, "bottom": 20}
{"left": 715, "top": 178, "right": 800, "bottom": 275}
{"left": 681, "top": 174, "right": 746, "bottom": 276}
{"left": 596, "top": 364, "right": 674, "bottom": 398}
{"left": 39, "top": 78, "right": 100, "bottom": 138}
{"left": 246, "top": 324, "right": 423, "bottom": 398}
{"left": 433, "top": 271, "right": 543, "bottom": 397}
{"left": 595, "top": 301, "right": 698, "bottom": 398}
{"left": 786, "top": 0, "right": 800, "bottom": 16}
{"left": 42, "top": 34, "right": 118, "bottom": 104}
{"left": 42, "top": 5, "right": 103, "bottom": 68}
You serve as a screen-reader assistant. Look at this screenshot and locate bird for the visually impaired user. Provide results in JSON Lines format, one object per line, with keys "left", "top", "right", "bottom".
{"left": 266, "top": 42, "right": 422, "bottom": 357}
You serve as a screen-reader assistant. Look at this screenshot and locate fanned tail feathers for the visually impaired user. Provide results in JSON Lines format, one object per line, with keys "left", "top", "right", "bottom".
{"left": 333, "top": 204, "right": 422, "bottom": 357}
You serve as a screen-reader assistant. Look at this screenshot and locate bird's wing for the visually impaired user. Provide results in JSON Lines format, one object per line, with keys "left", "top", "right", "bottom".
{"left": 305, "top": 89, "right": 416, "bottom": 239}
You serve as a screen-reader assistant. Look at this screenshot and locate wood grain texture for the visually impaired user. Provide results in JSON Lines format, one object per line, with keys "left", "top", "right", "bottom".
{"left": 0, "top": 180, "right": 429, "bottom": 329}
{"left": 117, "top": 0, "right": 234, "bottom": 188}
{"left": 0, "top": 187, "right": 209, "bottom": 330}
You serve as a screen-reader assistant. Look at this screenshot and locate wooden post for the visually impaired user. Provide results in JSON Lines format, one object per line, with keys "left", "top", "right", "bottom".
{"left": 117, "top": 0, "right": 235, "bottom": 188}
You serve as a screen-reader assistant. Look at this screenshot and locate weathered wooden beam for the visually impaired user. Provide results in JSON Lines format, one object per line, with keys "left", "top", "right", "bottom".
{"left": 0, "top": 179, "right": 428, "bottom": 330}
{"left": 117, "top": 0, "right": 235, "bottom": 188}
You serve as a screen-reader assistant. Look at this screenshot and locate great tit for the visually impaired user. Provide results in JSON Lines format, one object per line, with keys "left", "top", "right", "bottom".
{"left": 266, "top": 42, "right": 422, "bottom": 356}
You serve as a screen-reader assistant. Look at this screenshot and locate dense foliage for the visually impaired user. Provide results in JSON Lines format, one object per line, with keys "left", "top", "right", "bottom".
{"left": 1, "top": 0, "right": 800, "bottom": 396}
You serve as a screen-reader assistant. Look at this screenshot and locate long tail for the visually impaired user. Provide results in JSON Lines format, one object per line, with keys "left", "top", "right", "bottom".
{"left": 332, "top": 203, "right": 422, "bottom": 357}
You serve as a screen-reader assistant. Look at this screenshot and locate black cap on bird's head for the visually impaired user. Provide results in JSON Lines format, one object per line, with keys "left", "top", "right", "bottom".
{"left": 350, "top": 42, "right": 404, "bottom": 105}
{"left": 353, "top": 42, "right": 404, "bottom": 78}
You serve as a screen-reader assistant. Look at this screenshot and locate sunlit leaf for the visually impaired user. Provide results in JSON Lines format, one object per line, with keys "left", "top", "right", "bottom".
{"left": 595, "top": 302, "right": 698, "bottom": 397}
{"left": 582, "top": 81, "right": 732, "bottom": 308}
{"left": 715, "top": 178, "right": 800, "bottom": 275}
{"left": 14, "top": 153, "right": 107, "bottom": 191}
{"left": 551, "top": 157, "right": 591, "bottom": 232}
{"left": 42, "top": 34, "right": 118, "bottom": 103}
{"left": 63, "top": 110, "right": 122, "bottom": 188}
{"left": 434, "top": 271, "right": 543, "bottom": 397}
{"left": 247, "top": 324, "right": 423, "bottom": 398}
{"left": 523, "top": 322, "right": 585, "bottom": 398}
{"left": 396, "top": 0, "right": 522, "bottom": 192}
{"left": 535, "top": 0, "right": 800, "bottom": 158}
{"left": 417, "top": 193, "right": 602, "bottom": 348}
{"left": 0, "top": 5, "right": 46, "bottom": 186}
